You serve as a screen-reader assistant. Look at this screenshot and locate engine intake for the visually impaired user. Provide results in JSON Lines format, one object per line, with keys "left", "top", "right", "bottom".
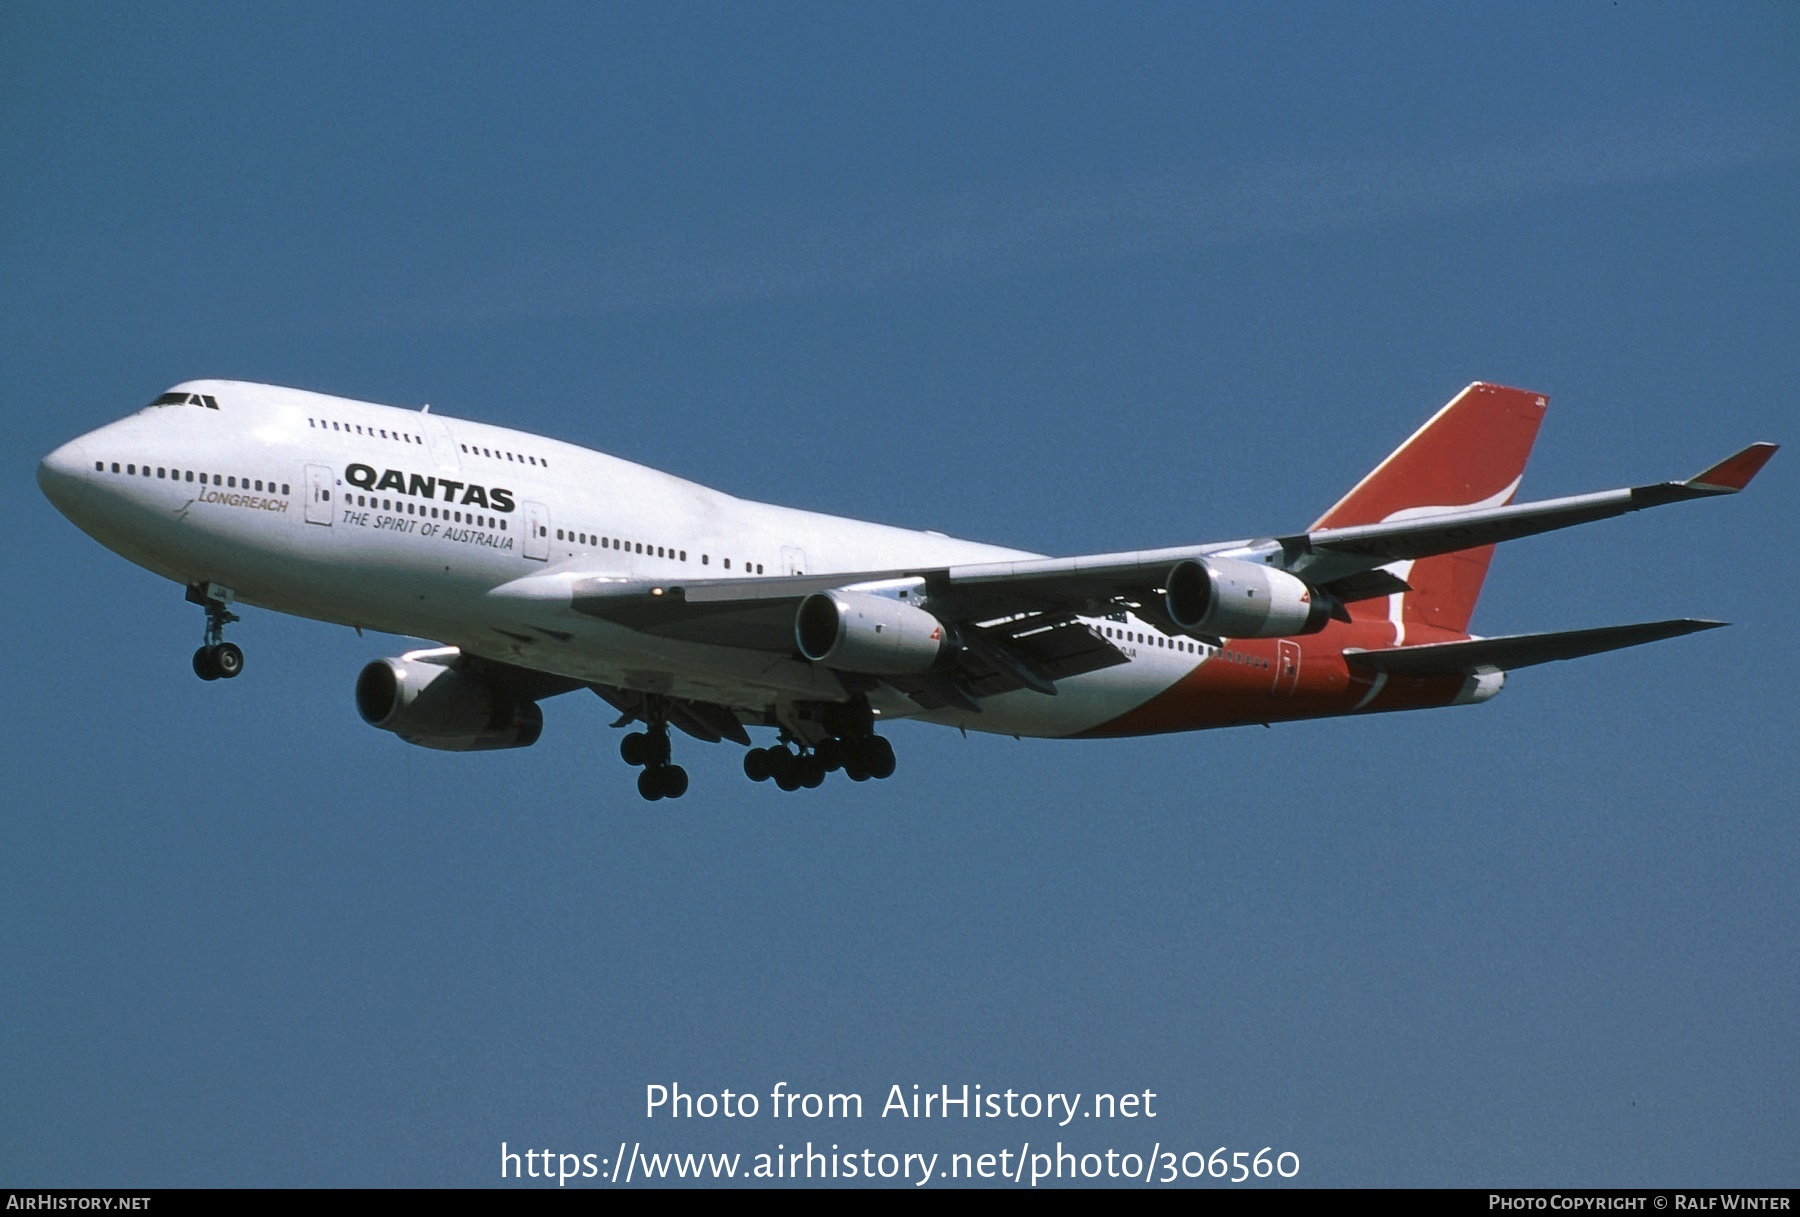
{"left": 795, "top": 589, "right": 951, "bottom": 674}
{"left": 1163, "top": 557, "right": 1335, "bottom": 638}
{"left": 355, "top": 657, "right": 543, "bottom": 751}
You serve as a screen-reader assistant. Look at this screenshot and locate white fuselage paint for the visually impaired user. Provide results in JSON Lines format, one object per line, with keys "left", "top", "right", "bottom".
{"left": 42, "top": 381, "right": 1215, "bottom": 738}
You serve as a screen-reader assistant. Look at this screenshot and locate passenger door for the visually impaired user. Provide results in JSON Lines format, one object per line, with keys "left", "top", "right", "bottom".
{"left": 304, "top": 464, "right": 334, "bottom": 526}
{"left": 1274, "top": 640, "right": 1301, "bottom": 696}
{"left": 522, "top": 501, "right": 550, "bottom": 561}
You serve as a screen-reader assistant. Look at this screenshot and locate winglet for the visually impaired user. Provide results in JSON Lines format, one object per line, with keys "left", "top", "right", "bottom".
{"left": 1686, "top": 442, "right": 1779, "bottom": 493}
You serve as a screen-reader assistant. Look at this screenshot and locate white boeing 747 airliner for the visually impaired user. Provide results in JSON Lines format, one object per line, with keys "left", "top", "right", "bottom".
{"left": 38, "top": 380, "right": 1776, "bottom": 800}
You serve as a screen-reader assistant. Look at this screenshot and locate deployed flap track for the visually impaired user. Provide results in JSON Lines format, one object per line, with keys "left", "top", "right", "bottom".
{"left": 590, "top": 684, "right": 753, "bottom": 746}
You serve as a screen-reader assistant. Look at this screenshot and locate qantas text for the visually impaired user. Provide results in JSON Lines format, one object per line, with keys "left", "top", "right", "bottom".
{"left": 344, "top": 463, "right": 515, "bottom": 513}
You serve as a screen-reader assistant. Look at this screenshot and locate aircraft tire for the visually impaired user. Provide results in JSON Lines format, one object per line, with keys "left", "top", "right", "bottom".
{"left": 621, "top": 732, "right": 649, "bottom": 767}
{"left": 213, "top": 642, "right": 245, "bottom": 679}
{"left": 865, "top": 736, "right": 896, "bottom": 780}
{"left": 192, "top": 647, "right": 220, "bottom": 681}
{"left": 661, "top": 765, "right": 689, "bottom": 799}
{"left": 743, "top": 748, "right": 772, "bottom": 782}
{"left": 637, "top": 767, "right": 666, "bottom": 801}
{"left": 799, "top": 756, "right": 827, "bottom": 788}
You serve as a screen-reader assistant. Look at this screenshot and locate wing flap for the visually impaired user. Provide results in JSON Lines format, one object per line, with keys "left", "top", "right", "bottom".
{"left": 971, "top": 613, "right": 1128, "bottom": 682}
{"left": 590, "top": 684, "right": 753, "bottom": 746}
{"left": 1316, "top": 568, "right": 1414, "bottom": 603}
{"left": 881, "top": 614, "right": 1126, "bottom": 709}
{"left": 569, "top": 578, "right": 805, "bottom": 652}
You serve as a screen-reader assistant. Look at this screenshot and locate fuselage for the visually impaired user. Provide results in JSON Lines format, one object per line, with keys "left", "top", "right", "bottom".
{"left": 38, "top": 380, "right": 1487, "bottom": 741}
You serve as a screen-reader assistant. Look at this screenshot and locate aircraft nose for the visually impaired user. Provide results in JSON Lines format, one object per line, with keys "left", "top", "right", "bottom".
{"left": 38, "top": 436, "right": 93, "bottom": 516}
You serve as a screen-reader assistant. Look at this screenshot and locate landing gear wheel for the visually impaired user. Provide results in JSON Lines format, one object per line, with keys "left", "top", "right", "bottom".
{"left": 863, "top": 736, "right": 896, "bottom": 780}
{"left": 764, "top": 745, "right": 794, "bottom": 779}
{"left": 637, "top": 763, "right": 689, "bottom": 801}
{"left": 621, "top": 732, "right": 650, "bottom": 767}
{"left": 743, "top": 748, "right": 773, "bottom": 783}
{"left": 621, "top": 726, "right": 671, "bottom": 768}
{"left": 841, "top": 736, "right": 894, "bottom": 780}
{"left": 798, "top": 755, "right": 827, "bottom": 788}
{"left": 212, "top": 642, "right": 244, "bottom": 679}
{"left": 192, "top": 647, "right": 220, "bottom": 681}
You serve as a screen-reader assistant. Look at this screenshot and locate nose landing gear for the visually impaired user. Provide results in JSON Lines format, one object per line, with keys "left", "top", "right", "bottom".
{"left": 187, "top": 584, "right": 244, "bottom": 681}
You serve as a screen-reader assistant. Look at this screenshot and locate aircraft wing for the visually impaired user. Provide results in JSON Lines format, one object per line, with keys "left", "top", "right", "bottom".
{"left": 553, "top": 440, "right": 1776, "bottom": 624}
{"left": 1260, "top": 443, "right": 1779, "bottom": 586}
{"left": 1343, "top": 619, "right": 1726, "bottom": 677}
{"left": 488, "top": 442, "right": 1773, "bottom": 706}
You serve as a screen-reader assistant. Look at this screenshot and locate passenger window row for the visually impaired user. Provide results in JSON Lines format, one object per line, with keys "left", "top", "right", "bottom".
{"left": 460, "top": 441, "right": 548, "bottom": 468}
{"left": 547, "top": 528, "right": 767, "bottom": 575}
{"left": 310, "top": 418, "right": 423, "bottom": 445}
{"left": 351, "top": 493, "right": 505, "bottom": 529}
{"left": 98, "top": 461, "right": 288, "bottom": 496}
{"left": 555, "top": 529, "right": 685, "bottom": 561}
{"left": 1099, "top": 624, "right": 1219, "bottom": 659}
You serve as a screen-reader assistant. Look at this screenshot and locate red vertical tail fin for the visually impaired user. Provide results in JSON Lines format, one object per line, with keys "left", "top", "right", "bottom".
{"left": 1312, "top": 383, "right": 1548, "bottom": 636}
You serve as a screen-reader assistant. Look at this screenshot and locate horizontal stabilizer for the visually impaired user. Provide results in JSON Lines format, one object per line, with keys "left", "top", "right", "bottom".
{"left": 1343, "top": 619, "right": 1726, "bottom": 677}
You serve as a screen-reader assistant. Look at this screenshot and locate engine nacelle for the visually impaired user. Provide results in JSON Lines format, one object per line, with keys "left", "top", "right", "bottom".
{"left": 795, "top": 589, "right": 951, "bottom": 674}
{"left": 355, "top": 657, "right": 543, "bottom": 751}
{"left": 1163, "top": 557, "right": 1335, "bottom": 638}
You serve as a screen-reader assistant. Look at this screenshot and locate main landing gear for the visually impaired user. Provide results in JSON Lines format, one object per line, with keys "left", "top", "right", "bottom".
{"left": 186, "top": 584, "right": 244, "bottom": 682}
{"left": 743, "top": 732, "right": 896, "bottom": 792}
{"left": 611, "top": 694, "right": 896, "bottom": 801}
{"left": 620, "top": 719, "right": 689, "bottom": 802}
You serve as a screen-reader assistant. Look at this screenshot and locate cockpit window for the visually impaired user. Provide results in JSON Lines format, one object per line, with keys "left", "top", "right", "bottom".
{"left": 147, "top": 391, "right": 220, "bottom": 410}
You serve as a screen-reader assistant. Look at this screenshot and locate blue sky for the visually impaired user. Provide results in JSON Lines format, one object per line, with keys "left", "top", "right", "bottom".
{"left": 4, "top": 2, "right": 1796, "bottom": 1187}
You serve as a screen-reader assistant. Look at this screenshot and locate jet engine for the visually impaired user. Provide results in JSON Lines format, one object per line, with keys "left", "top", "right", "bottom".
{"left": 795, "top": 589, "right": 952, "bottom": 674}
{"left": 1163, "top": 557, "right": 1336, "bottom": 638}
{"left": 355, "top": 656, "right": 543, "bottom": 751}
